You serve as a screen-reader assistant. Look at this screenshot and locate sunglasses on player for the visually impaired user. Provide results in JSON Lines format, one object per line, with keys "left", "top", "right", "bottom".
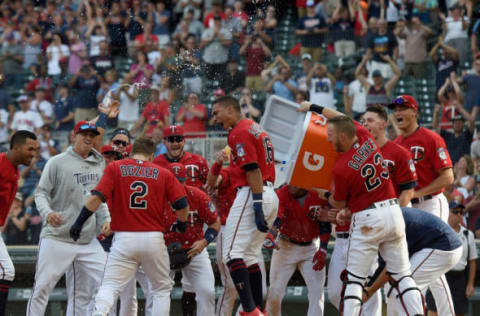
{"left": 113, "top": 140, "right": 128, "bottom": 147}
{"left": 451, "top": 209, "right": 465, "bottom": 215}
{"left": 167, "top": 136, "right": 184, "bottom": 143}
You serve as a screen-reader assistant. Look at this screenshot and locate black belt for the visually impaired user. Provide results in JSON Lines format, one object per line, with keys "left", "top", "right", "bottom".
{"left": 411, "top": 194, "right": 433, "bottom": 204}
{"left": 365, "top": 198, "right": 398, "bottom": 210}
{"left": 237, "top": 181, "right": 273, "bottom": 191}
{"left": 279, "top": 234, "right": 312, "bottom": 246}
{"left": 336, "top": 232, "right": 349, "bottom": 239}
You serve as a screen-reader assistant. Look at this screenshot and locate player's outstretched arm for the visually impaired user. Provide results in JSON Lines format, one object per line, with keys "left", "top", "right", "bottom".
{"left": 297, "top": 101, "right": 345, "bottom": 119}
{"left": 69, "top": 195, "right": 102, "bottom": 241}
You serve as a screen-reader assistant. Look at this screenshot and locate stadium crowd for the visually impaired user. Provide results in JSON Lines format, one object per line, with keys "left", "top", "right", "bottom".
{"left": 1, "top": 0, "right": 480, "bottom": 313}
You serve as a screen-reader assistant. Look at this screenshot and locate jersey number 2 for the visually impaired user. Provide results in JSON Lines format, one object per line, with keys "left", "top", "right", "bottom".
{"left": 361, "top": 153, "right": 389, "bottom": 192}
{"left": 130, "top": 181, "right": 148, "bottom": 209}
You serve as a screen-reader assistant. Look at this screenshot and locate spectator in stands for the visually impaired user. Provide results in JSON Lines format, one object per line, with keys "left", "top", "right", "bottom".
{"left": 10, "top": 95, "right": 43, "bottom": 134}
{"left": 176, "top": 93, "right": 207, "bottom": 138}
{"left": 69, "top": 64, "right": 102, "bottom": 122}
{"left": 306, "top": 63, "right": 336, "bottom": 109}
{"left": 25, "top": 65, "right": 53, "bottom": 102}
{"left": 30, "top": 88, "right": 53, "bottom": 125}
{"left": 130, "top": 51, "right": 154, "bottom": 85}
{"left": 224, "top": 59, "right": 245, "bottom": 94}
{"left": 296, "top": 53, "right": 314, "bottom": 93}
{"left": 368, "top": 0, "right": 386, "bottom": 18}
{"left": 331, "top": 3, "right": 356, "bottom": 58}
{"left": 158, "top": 76, "right": 175, "bottom": 105}
{"left": 179, "top": 34, "right": 203, "bottom": 97}
{"left": 265, "top": 5, "right": 278, "bottom": 32}
{"left": 152, "top": 1, "right": 171, "bottom": 38}
{"left": 134, "top": 22, "right": 158, "bottom": 53}
{"left": 37, "top": 124, "right": 59, "bottom": 161}
{"left": 240, "top": 33, "right": 271, "bottom": 92}
{"left": 20, "top": 25, "right": 42, "bottom": 71}
{"left": 150, "top": 126, "right": 168, "bottom": 157}
{"left": 204, "top": 0, "right": 226, "bottom": 29}
{"left": 436, "top": 74, "right": 465, "bottom": 131}
{"left": 105, "top": 3, "right": 128, "bottom": 57}
{"left": 430, "top": 36, "right": 459, "bottom": 90}
{"left": 453, "top": 155, "right": 476, "bottom": 199}
{"left": 0, "top": 103, "right": 9, "bottom": 152}
{"left": 91, "top": 41, "right": 113, "bottom": 77}
{"left": 131, "top": 85, "right": 170, "bottom": 138}
{"left": 296, "top": 0, "right": 328, "bottom": 62}
{"left": 53, "top": 82, "right": 75, "bottom": 151}
{"left": 265, "top": 65, "right": 298, "bottom": 102}
{"left": 471, "top": 17, "right": 480, "bottom": 59}
{"left": 174, "top": 8, "right": 204, "bottom": 41}
{"left": 355, "top": 53, "right": 401, "bottom": 107}
{"left": 367, "top": 18, "right": 398, "bottom": 79}
{"left": 248, "top": 18, "right": 273, "bottom": 47}
{"left": 395, "top": 16, "right": 433, "bottom": 78}
{"left": 233, "top": 0, "right": 249, "bottom": 28}
{"left": 20, "top": 149, "right": 46, "bottom": 198}
{"left": 239, "top": 88, "right": 261, "bottom": 121}
{"left": 224, "top": 5, "right": 244, "bottom": 60}
{"left": 200, "top": 14, "right": 232, "bottom": 83}
{"left": 443, "top": 2, "right": 469, "bottom": 64}
{"left": 0, "top": 27, "right": 24, "bottom": 89}
{"left": 117, "top": 75, "right": 140, "bottom": 130}
{"left": 46, "top": 32, "right": 69, "bottom": 81}
{"left": 174, "top": 18, "right": 194, "bottom": 46}
{"left": 457, "top": 59, "right": 480, "bottom": 117}
{"left": 2, "top": 193, "right": 29, "bottom": 245}
{"left": 0, "top": 78, "right": 13, "bottom": 121}
{"left": 67, "top": 30, "right": 87, "bottom": 76}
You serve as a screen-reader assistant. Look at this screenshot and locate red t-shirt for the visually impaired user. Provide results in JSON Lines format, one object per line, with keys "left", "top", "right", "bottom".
{"left": 164, "top": 185, "right": 218, "bottom": 249}
{"left": 395, "top": 127, "right": 453, "bottom": 193}
{"left": 142, "top": 101, "right": 170, "bottom": 136}
{"left": 93, "top": 158, "right": 186, "bottom": 232}
{"left": 0, "top": 154, "right": 19, "bottom": 226}
{"left": 381, "top": 140, "right": 418, "bottom": 197}
{"left": 153, "top": 152, "right": 209, "bottom": 189}
{"left": 440, "top": 102, "right": 460, "bottom": 132}
{"left": 134, "top": 34, "right": 159, "bottom": 45}
{"left": 213, "top": 166, "right": 237, "bottom": 225}
{"left": 246, "top": 45, "right": 266, "bottom": 76}
{"left": 228, "top": 118, "right": 275, "bottom": 189}
{"left": 333, "top": 122, "right": 396, "bottom": 213}
{"left": 203, "top": 12, "right": 226, "bottom": 28}
{"left": 178, "top": 104, "right": 207, "bottom": 138}
{"left": 276, "top": 186, "right": 329, "bottom": 243}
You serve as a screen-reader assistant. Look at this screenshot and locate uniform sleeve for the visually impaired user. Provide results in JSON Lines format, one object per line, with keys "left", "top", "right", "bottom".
{"left": 394, "top": 148, "right": 418, "bottom": 190}
{"left": 199, "top": 192, "right": 217, "bottom": 225}
{"left": 34, "top": 113, "right": 44, "bottom": 129}
{"left": 92, "top": 163, "right": 116, "bottom": 202}
{"left": 231, "top": 132, "right": 258, "bottom": 168}
{"left": 94, "top": 203, "right": 111, "bottom": 232}
{"left": 332, "top": 170, "right": 349, "bottom": 202}
{"left": 34, "top": 158, "right": 58, "bottom": 218}
{"left": 166, "top": 172, "right": 187, "bottom": 205}
{"left": 468, "top": 231, "right": 478, "bottom": 260}
{"left": 431, "top": 134, "right": 453, "bottom": 172}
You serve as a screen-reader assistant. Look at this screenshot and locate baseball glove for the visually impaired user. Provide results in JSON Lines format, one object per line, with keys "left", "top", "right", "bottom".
{"left": 168, "top": 242, "right": 191, "bottom": 270}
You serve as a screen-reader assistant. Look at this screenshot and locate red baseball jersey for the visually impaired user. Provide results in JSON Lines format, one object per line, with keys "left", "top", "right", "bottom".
{"left": 212, "top": 166, "right": 236, "bottom": 226}
{"left": 332, "top": 122, "right": 396, "bottom": 213}
{"left": 276, "top": 186, "right": 329, "bottom": 243}
{"left": 395, "top": 127, "right": 452, "bottom": 193}
{"left": 93, "top": 158, "right": 187, "bottom": 232}
{"left": 153, "top": 151, "right": 209, "bottom": 189}
{"left": 381, "top": 140, "right": 418, "bottom": 197}
{"left": 0, "top": 153, "right": 19, "bottom": 226}
{"left": 164, "top": 185, "right": 218, "bottom": 249}
{"left": 228, "top": 118, "right": 275, "bottom": 189}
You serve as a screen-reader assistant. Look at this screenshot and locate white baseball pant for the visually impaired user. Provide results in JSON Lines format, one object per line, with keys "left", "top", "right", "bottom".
{"left": 0, "top": 235, "right": 14, "bottom": 281}
{"left": 385, "top": 247, "right": 462, "bottom": 316}
{"left": 169, "top": 248, "right": 216, "bottom": 315}
{"left": 216, "top": 225, "right": 267, "bottom": 316}
{"left": 266, "top": 238, "right": 325, "bottom": 316}
{"left": 222, "top": 184, "right": 279, "bottom": 265}
{"left": 412, "top": 193, "right": 449, "bottom": 222}
{"left": 92, "top": 232, "right": 173, "bottom": 316}
{"left": 344, "top": 202, "right": 423, "bottom": 316}
{"left": 327, "top": 234, "right": 382, "bottom": 316}
{"left": 27, "top": 238, "right": 106, "bottom": 316}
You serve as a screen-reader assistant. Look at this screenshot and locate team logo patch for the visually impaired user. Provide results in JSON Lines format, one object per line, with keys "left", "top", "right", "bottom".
{"left": 437, "top": 148, "right": 447, "bottom": 161}
{"left": 236, "top": 143, "right": 246, "bottom": 157}
{"left": 410, "top": 146, "right": 425, "bottom": 163}
{"left": 249, "top": 123, "right": 263, "bottom": 138}
{"left": 383, "top": 159, "right": 395, "bottom": 174}
{"left": 208, "top": 202, "right": 216, "bottom": 214}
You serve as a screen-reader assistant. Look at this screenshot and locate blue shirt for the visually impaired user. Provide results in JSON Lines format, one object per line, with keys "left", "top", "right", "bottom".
{"left": 155, "top": 143, "right": 167, "bottom": 157}
{"left": 273, "top": 80, "right": 297, "bottom": 102}
{"left": 297, "top": 15, "right": 327, "bottom": 47}
{"left": 54, "top": 96, "right": 75, "bottom": 131}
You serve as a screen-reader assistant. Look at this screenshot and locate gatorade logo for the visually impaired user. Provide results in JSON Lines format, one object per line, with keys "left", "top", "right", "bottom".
{"left": 302, "top": 152, "right": 324, "bottom": 171}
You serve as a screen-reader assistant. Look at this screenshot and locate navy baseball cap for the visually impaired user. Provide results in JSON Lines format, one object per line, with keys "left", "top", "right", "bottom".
{"left": 449, "top": 200, "right": 465, "bottom": 209}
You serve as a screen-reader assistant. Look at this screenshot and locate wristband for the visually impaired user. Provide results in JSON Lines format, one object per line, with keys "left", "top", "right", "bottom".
{"left": 74, "top": 206, "right": 95, "bottom": 227}
{"left": 324, "top": 191, "right": 331, "bottom": 200}
{"left": 252, "top": 193, "right": 263, "bottom": 202}
{"left": 211, "top": 161, "right": 222, "bottom": 176}
{"left": 204, "top": 227, "right": 218, "bottom": 244}
{"left": 96, "top": 112, "right": 108, "bottom": 129}
{"left": 320, "top": 241, "right": 329, "bottom": 251}
{"left": 310, "top": 103, "right": 324, "bottom": 115}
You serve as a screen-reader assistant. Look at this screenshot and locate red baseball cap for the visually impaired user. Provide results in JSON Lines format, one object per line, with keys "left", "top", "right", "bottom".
{"left": 74, "top": 121, "right": 100, "bottom": 135}
{"left": 101, "top": 144, "right": 117, "bottom": 154}
{"left": 168, "top": 162, "right": 186, "bottom": 182}
{"left": 164, "top": 125, "right": 184, "bottom": 138}
{"left": 387, "top": 95, "right": 418, "bottom": 111}
{"left": 214, "top": 88, "right": 226, "bottom": 97}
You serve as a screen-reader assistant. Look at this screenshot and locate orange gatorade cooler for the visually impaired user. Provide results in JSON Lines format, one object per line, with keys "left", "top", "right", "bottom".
{"left": 260, "top": 95, "right": 338, "bottom": 190}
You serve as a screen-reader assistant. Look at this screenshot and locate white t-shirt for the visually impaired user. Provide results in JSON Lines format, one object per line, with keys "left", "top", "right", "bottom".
{"left": 0, "top": 109, "right": 9, "bottom": 143}
{"left": 11, "top": 110, "right": 44, "bottom": 132}
{"left": 39, "top": 138, "right": 56, "bottom": 160}
{"left": 46, "top": 44, "right": 70, "bottom": 75}
{"left": 444, "top": 16, "right": 469, "bottom": 42}
{"left": 89, "top": 35, "right": 106, "bottom": 57}
{"left": 309, "top": 77, "right": 335, "bottom": 109}
{"left": 452, "top": 226, "right": 478, "bottom": 271}
{"left": 118, "top": 86, "right": 139, "bottom": 122}
{"left": 348, "top": 80, "right": 368, "bottom": 114}
{"left": 30, "top": 100, "right": 53, "bottom": 119}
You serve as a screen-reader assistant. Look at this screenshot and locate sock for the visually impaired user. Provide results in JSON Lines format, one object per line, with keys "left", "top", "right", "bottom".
{"left": 181, "top": 291, "right": 197, "bottom": 316}
{"left": 0, "top": 280, "right": 12, "bottom": 316}
{"left": 227, "top": 259, "right": 256, "bottom": 312}
{"left": 248, "top": 264, "right": 264, "bottom": 310}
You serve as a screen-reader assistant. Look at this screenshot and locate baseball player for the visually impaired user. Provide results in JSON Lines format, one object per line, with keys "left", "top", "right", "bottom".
{"left": 363, "top": 207, "right": 462, "bottom": 316}
{"left": 389, "top": 95, "right": 454, "bottom": 221}
{"left": 299, "top": 101, "right": 424, "bottom": 316}
{"left": 28, "top": 121, "right": 111, "bottom": 316}
{"left": 212, "top": 96, "right": 279, "bottom": 316}
{"left": 0, "top": 131, "right": 38, "bottom": 315}
{"left": 68, "top": 137, "right": 189, "bottom": 316}
{"left": 206, "top": 149, "right": 268, "bottom": 316}
{"left": 165, "top": 162, "right": 220, "bottom": 316}
{"left": 264, "top": 185, "right": 331, "bottom": 316}
{"left": 153, "top": 125, "right": 209, "bottom": 189}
